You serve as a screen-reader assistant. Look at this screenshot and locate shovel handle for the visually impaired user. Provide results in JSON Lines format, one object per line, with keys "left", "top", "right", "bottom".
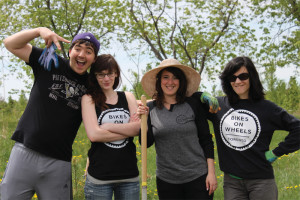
{"left": 141, "top": 95, "right": 147, "bottom": 200}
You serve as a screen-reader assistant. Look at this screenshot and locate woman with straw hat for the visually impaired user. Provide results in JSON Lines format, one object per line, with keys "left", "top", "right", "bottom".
{"left": 138, "top": 58, "right": 217, "bottom": 199}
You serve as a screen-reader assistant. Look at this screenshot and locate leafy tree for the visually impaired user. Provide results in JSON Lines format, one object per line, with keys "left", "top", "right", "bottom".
{"left": 15, "top": 90, "right": 28, "bottom": 117}
{"left": 0, "top": 0, "right": 299, "bottom": 101}
{"left": 1, "top": 0, "right": 125, "bottom": 55}
{"left": 119, "top": 0, "right": 259, "bottom": 80}
{"left": 251, "top": 0, "right": 299, "bottom": 112}
{"left": 285, "top": 76, "right": 300, "bottom": 113}
{"left": 263, "top": 62, "right": 278, "bottom": 102}
{"left": 265, "top": 72, "right": 300, "bottom": 113}
{"left": 211, "top": 84, "right": 224, "bottom": 97}
{"left": 252, "top": 0, "right": 299, "bottom": 68}
{"left": 119, "top": 43, "right": 150, "bottom": 99}
{"left": 0, "top": 97, "right": 6, "bottom": 113}
{"left": 0, "top": 0, "right": 126, "bottom": 89}
{"left": 18, "top": 90, "right": 27, "bottom": 104}
{"left": 7, "top": 96, "right": 14, "bottom": 109}
{"left": 128, "top": 70, "right": 144, "bottom": 99}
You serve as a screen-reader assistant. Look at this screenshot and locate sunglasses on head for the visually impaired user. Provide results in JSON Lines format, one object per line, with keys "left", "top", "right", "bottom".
{"left": 228, "top": 73, "right": 249, "bottom": 82}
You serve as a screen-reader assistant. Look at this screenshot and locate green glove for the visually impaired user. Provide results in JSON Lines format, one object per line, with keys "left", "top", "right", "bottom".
{"left": 265, "top": 150, "right": 278, "bottom": 163}
{"left": 200, "top": 92, "right": 220, "bottom": 113}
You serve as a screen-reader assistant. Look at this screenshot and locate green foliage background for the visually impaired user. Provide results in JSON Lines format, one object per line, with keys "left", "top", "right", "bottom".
{"left": 1, "top": 112, "right": 299, "bottom": 199}
{"left": 0, "top": 96, "right": 299, "bottom": 199}
{"left": 0, "top": 0, "right": 299, "bottom": 98}
{"left": 0, "top": 0, "right": 299, "bottom": 199}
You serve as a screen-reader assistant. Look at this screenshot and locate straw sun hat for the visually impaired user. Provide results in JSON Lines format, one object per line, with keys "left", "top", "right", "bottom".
{"left": 141, "top": 58, "right": 201, "bottom": 98}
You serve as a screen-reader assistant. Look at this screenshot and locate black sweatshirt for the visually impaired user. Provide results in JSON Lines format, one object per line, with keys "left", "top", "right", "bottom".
{"left": 205, "top": 95, "right": 300, "bottom": 179}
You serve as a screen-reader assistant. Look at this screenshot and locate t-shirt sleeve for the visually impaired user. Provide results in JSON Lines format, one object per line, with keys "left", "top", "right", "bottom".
{"left": 188, "top": 96, "right": 214, "bottom": 159}
{"left": 27, "top": 46, "right": 44, "bottom": 77}
{"left": 271, "top": 102, "right": 300, "bottom": 157}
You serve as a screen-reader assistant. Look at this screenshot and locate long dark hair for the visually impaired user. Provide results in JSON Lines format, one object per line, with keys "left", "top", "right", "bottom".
{"left": 154, "top": 67, "right": 187, "bottom": 109}
{"left": 86, "top": 54, "right": 121, "bottom": 110}
{"left": 220, "top": 56, "right": 265, "bottom": 104}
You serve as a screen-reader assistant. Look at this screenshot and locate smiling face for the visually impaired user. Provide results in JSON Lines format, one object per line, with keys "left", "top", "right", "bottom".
{"left": 160, "top": 70, "right": 180, "bottom": 98}
{"left": 96, "top": 70, "right": 117, "bottom": 92}
{"left": 230, "top": 66, "right": 250, "bottom": 99}
{"left": 69, "top": 42, "right": 96, "bottom": 75}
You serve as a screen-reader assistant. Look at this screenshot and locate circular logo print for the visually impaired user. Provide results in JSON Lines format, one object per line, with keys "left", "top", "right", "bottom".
{"left": 98, "top": 108, "right": 130, "bottom": 149}
{"left": 220, "top": 109, "right": 261, "bottom": 151}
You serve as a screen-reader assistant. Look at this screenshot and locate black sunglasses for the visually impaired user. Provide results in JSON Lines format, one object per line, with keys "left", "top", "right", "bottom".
{"left": 228, "top": 73, "right": 249, "bottom": 82}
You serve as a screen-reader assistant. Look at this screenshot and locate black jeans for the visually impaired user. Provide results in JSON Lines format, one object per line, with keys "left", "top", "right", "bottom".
{"left": 156, "top": 174, "right": 213, "bottom": 200}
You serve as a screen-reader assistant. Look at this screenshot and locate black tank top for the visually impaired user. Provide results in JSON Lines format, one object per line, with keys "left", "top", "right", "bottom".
{"left": 87, "top": 91, "right": 139, "bottom": 180}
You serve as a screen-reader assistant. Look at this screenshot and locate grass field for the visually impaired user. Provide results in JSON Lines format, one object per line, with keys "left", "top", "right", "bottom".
{"left": 0, "top": 120, "right": 299, "bottom": 200}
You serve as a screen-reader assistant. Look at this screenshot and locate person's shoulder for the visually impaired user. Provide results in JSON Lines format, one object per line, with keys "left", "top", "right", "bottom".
{"left": 147, "top": 100, "right": 156, "bottom": 110}
{"left": 31, "top": 46, "right": 43, "bottom": 53}
{"left": 82, "top": 94, "right": 92, "bottom": 102}
{"left": 124, "top": 91, "right": 134, "bottom": 96}
{"left": 261, "top": 99, "right": 284, "bottom": 113}
{"left": 123, "top": 91, "right": 138, "bottom": 104}
{"left": 186, "top": 94, "right": 202, "bottom": 106}
{"left": 263, "top": 99, "right": 277, "bottom": 105}
{"left": 185, "top": 96, "right": 203, "bottom": 113}
{"left": 186, "top": 95, "right": 197, "bottom": 103}
{"left": 123, "top": 91, "right": 136, "bottom": 99}
{"left": 191, "top": 91, "right": 202, "bottom": 99}
{"left": 29, "top": 46, "right": 43, "bottom": 61}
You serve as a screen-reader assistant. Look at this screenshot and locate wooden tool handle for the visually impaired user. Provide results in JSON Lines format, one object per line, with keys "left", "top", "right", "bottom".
{"left": 141, "top": 95, "right": 148, "bottom": 200}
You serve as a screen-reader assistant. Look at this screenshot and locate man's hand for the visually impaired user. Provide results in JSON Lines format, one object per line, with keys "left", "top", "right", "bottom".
{"left": 265, "top": 150, "right": 278, "bottom": 163}
{"left": 200, "top": 92, "right": 221, "bottom": 113}
{"left": 38, "top": 27, "right": 70, "bottom": 50}
{"left": 38, "top": 43, "right": 59, "bottom": 71}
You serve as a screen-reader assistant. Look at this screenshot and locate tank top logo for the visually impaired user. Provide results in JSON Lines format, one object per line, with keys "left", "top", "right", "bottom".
{"left": 98, "top": 108, "right": 130, "bottom": 149}
{"left": 220, "top": 109, "right": 261, "bottom": 151}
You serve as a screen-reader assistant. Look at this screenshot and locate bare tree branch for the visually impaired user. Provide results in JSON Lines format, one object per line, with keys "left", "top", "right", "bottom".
{"left": 46, "top": 0, "right": 68, "bottom": 58}
{"left": 64, "top": 0, "right": 72, "bottom": 34}
{"left": 175, "top": 23, "right": 195, "bottom": 69}
{"left": 170, "top": 1, "right": 177, "bottom": 59}
{"left": 130, "top": 0, "right": 164, "bottom": 61}
{"left": 199, "top": 0, "right": 237, "bottom": 74}
{"left": 143, "top": 0, "right": 168, "bottom": 59}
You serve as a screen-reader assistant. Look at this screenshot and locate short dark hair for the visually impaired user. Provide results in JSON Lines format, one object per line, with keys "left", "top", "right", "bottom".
{"left": 69, "top": 39, "right": 98, "bottom": 57}
{"left": 154, "top": 67, "right": 187, "bottom": 109}
{"left": 87, "top": 54, "right": 121, "bottom": 110}
{"left": 219, "top": 56, "right": 265, "bottom": 104}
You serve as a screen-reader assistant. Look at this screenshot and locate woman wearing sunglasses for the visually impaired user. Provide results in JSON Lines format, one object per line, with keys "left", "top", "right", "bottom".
{"left": 205, "top": 56, "right": 300, "bottom": 200}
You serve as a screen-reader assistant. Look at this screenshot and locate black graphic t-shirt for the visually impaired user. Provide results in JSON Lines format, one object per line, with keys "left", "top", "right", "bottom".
{"left": 11, "top": 46, "right": 87, "bottom": 162}
{"left": 207, "top": 96, "right": 300, "bottom": 179}
{"left": 88, "top": 91, "right": 139, "bottom": 180}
